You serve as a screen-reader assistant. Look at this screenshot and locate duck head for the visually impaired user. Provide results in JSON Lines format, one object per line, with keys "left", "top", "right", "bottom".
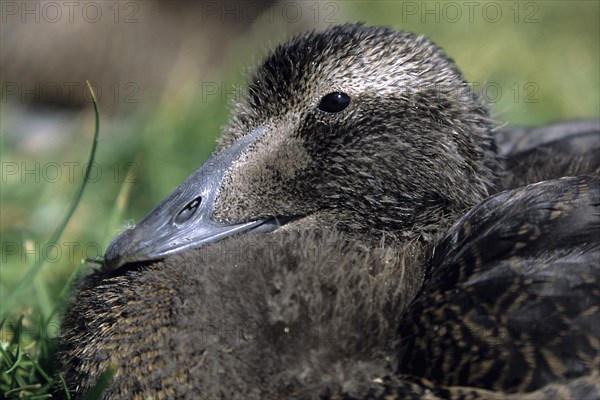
{"left": 104, "top": 24, "right": 496, "bottom": 270}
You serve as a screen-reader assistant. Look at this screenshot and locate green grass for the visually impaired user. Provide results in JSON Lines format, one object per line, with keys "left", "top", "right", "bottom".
{"left": 0, "top": 2, "right": 598, "bottom": 398}
{"left": 1, "top": 82, "right": 101, "bottom": 399}
{"left": 1, "top": 316, "right": 57, "bottom": 399}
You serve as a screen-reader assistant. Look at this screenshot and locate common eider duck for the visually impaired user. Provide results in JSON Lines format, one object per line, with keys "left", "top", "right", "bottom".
{"left": 59, "top": 24, "right": 600, "bottom": 399}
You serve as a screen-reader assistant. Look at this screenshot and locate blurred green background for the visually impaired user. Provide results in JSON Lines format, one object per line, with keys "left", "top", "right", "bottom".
{"left": 0, "top": 0, "right": 598, "bottom": 384}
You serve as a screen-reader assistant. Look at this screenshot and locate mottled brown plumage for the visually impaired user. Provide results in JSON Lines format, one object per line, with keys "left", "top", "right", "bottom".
{"left": 496, "top": 119, "right": 600, "bottom": 189}
{"left": 59, "top": 177, "right": 599, "bottom": 400}
{"left": 58, "top": 24, "right": 600, "bottom": 399}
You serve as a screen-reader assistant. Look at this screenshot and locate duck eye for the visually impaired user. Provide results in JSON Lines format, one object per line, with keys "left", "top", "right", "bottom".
{"left": 318, "top": 92, "right": 351, "bottom": 113}
{"left": 174, "top": 196, "right": 202, "bottom": 224}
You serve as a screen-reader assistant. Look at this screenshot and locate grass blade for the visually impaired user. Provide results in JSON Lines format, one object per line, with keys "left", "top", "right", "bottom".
{"left": 0, "top": 81, "right": 100, "bottom": 320}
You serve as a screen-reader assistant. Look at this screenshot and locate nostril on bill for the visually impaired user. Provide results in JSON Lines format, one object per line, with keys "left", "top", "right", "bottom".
{"left": 174, "top": 196, "right": 202, "bottom": 224}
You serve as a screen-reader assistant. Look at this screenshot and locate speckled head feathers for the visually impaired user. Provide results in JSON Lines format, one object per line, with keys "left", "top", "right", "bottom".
{"left": 214, "top": 23, "right": 497, "bottom": 237}
{"left": 101, "top": 23, "right": 499, "bottom": 270}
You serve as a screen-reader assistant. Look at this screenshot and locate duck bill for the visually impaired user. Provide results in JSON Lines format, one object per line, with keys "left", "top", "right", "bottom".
{"left": 103, "top": 125, "right": 283, "bottom": 270}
